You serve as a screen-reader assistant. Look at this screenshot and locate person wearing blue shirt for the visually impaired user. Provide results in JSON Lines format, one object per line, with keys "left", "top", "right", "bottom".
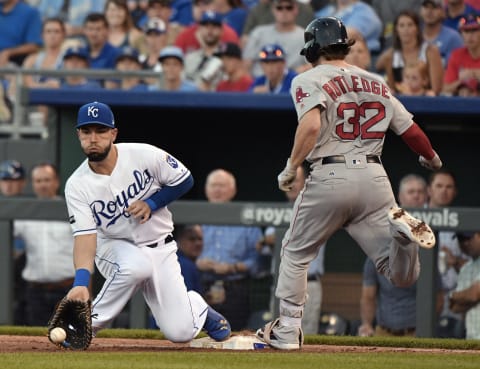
{"left": 137, "top": 0, "right": 193, "bottom": 29}
{"left": 33, "top": 0, "right": 106, "bottom": 39}
{"left": 443, "top": 0, "right": 480, "bottom": 31}
{"left": 60, "top": 46, "right": 103, "bottom": 89}
{"left": 249, "top": 44, "right": 297, "bottom": 94}
{"left": 175, "top": 224, "right": 204, "bottom": 293}
{"left": 197, "top": 169, "right": 263, "bottom": 331}
{"left": 421, "top": 0, "right": 465, "bottom": 68}
{"left": 83, "top": 13, "right": 121, "bottom": 70}
{"left": 315, "top": 0, "right": 383, "bottom": 55}
{"left": 0, "top": 0, "right": 43, "bottom": 66}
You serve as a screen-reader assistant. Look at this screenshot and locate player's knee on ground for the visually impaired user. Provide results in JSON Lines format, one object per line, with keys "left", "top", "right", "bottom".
{"left": 160, "top": 320, "right": 196, "bottom": 343}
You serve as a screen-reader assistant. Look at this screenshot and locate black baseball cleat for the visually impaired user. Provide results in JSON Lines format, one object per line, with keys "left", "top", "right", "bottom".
{"left": 388, "top": 207, "right": 435, "bottom": 248}
{"left": 203, "top": 306, "right": 231, "bottom": 341}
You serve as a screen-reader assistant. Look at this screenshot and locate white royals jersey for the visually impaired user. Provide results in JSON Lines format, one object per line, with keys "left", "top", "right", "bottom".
{"left": 65, "top": 143, "right": 191, "bottom": 247}
{"left": 290, "top": 63, "right": 414, "bottom": 162}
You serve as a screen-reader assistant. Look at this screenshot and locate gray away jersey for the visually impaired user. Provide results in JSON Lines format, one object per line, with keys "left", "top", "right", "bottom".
{"left": 290, "top": 64, "right": 413, "bottom": 162}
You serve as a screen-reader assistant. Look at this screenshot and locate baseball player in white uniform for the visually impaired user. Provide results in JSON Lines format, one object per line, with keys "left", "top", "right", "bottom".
{"left": 256, "top": 17, "right": 443, "bottom": 350}
{"left": 64, "top": 101, "right": 231, "bottom": 344}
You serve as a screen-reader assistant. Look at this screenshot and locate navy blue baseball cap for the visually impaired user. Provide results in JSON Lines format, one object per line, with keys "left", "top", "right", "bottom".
{"left": 76, "top": 101, "right": 115, "bottom": 129}
{"left": 115, "top": 46, "right": 140, "bottom": 64}
{"left": 63, "top": 46, "right": 89, "bottom": 61}
{"left": 0, "top": 160, "right": 25, "bottom": 180}
{"left": 258, "top": 44, "right": 286, "bottom": 62}
{"left": 199, "top": 11, "right": 222, "bottom": 26}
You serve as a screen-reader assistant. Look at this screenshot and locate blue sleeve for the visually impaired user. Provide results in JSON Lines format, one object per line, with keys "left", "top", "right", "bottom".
{"left": 243, "top": 227, "right": 264, "bottom": 271}
{"left": 145, "top": 173, "right": 194, "bottom": 211}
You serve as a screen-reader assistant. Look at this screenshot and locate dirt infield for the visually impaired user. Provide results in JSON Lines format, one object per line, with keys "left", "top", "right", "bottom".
{"left": 0, "top": 335, "right": 477, "bottom": 354}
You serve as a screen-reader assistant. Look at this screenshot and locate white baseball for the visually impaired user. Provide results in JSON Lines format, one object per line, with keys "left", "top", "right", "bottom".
{"left": 50, "top": 327, "right": 67, "bottom": 343}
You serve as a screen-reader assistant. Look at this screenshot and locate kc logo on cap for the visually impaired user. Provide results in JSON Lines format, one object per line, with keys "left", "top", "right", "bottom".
{"left": 76, "top": 101, "right": 115, "bottom": 129}
{"left": 87, "top": 105, "right": 99, "bottom": 118}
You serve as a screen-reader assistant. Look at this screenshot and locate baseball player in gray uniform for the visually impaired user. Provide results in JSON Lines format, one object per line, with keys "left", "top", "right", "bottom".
{"left": 64, "top": 101, "right": 230, "bottom": 344}
{"left": 256, "top": 17, "right": 443, "bottom": 350}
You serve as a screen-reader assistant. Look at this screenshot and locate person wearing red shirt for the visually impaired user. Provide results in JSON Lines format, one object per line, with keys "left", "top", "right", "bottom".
{"left": 174, "top": 0, "right": 239, "bottom": 54}
{"left": 443, "top": 13, "right": 480, "bottom": 94}
{"left": 214, "top": 42, "right": 253, "bottom": 92}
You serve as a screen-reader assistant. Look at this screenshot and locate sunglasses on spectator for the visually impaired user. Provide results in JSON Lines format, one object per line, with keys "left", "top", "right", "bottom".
{"left": 275, "top": 5, "right": 294, "bottom": 11}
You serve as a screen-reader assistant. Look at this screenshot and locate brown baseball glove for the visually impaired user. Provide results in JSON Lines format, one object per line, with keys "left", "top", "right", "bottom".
{"left": 47, "top": 297, "right": 93, "bottom": 350}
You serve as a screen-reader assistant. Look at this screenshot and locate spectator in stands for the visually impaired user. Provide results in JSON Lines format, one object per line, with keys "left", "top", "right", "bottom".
{"left": 369, "top": 0, "right": 422, "bottom": 50}
{"left": 358, "top": 173, "right": 443, "bottom": 337}
{"left": 248, "top": 44, "right": 297, "bottom": 94}
{"left": 397, "top": 173, "right": 429, "bottom": 210}
{"left": 213, "top": 42, "right": 253, "bottom": 92}
{"left": 111, "top": 46, "right": 151, "bottom": 90}
{"left": 0, "top": 80, "right": 13, "bottom": 124}
{"left": 398, "top": 61, "right": 436, "bottom": 96}
{"left": 0, "top": 159, "right": 26, "bottom": 197}
{"left": 157, "top": 45, "right": 199, "bottom": 90}
{"left": 59, "top": 46, "right": 103, "bottom": 89}
{"left": 315, "top": 0, "right": 383, "bottom": 56}
{"left": 427, "top": 169, "right": 470, "bottom": 338}
{"left": 243, "top": 0, "right": 308, "bottom": 77}
{"left": 105, "top": 0, "right": 146, "bottom": 53}
{"left": 454, "top": 77, "right": 480, "bottom": 96}
{"left": 19, "top": 18, "right": 67, "bottom": 128}
{"left": 14, "top": 162, "right": 75, "bottom": 326}
{"left": 375, "top": 10, "right": 444, "bottom": 95}
{"left": 420, "top": 0, "right": 464, "bottom": 69}
{"left": 32, "top": 0, "right": 106, "bottom": 40}
{"left": 196, "top": 168, "right": 263, "bottom": 331}
{"left": 21, "top": 18, "right": 66, "bottom": 90}
{"left": 211, "top": 0, "right": 249, "bottom": 37}
{"left": 139, "top": 18, "right": 168, "bottom": 72}
{"left": 241, "top": 0, "right": 315, "bottom": 48}
{"left": 444, "top": 0, "right": 480, "bottom": 31}
{"left": 449, "top": 231, "right": 480, "bottom": 339}
{"left": 183, "top": 11, "right": 225, "bottom": 90}
{"left": 0, "top": 0, "right": 43, "bottom": 67}
{"left": 175, "top": 224, "right": 204, "bottom": 293}
{"left": 0, "top": 159, "right": 27, "bottom": 324}
{"left": 127, "top": 0, "right": 149, "bottom": 26}
{"left": 443, "top": 13, "right": 480, "bottom": 95}
{"left": 344, "top": 33, "right": 373, "bottom": 71}
{"left": 82, "top": 12, "right": 121, "bottom": 71}
{"left": 174, "top": 0, "right": 240, "bottom": 55}
{"left": 137, "top": 0, "right": 183, "bottom": 45}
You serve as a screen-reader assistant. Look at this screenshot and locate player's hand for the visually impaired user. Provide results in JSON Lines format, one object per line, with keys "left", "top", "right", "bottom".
{"left": 277, "top": 158, "right": 297, "bottom": 192}
{"left": 66, "top": 286, "right": 90, "bottom": 302}
{"left": 358, "top": 323, "right": 374, "bottom": 337}
{"left": 419, "top": 151, "right": 442, "bottom": 171}
{"left": 126, "top": 200, "right": 152, "bottom": 224}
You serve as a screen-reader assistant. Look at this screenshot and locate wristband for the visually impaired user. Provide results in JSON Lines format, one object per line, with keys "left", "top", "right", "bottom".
{"left": 73, "top": 268, "right": 91, "bottom": 287}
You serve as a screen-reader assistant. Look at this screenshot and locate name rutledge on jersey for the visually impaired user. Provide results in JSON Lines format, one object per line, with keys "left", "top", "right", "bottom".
{"left": 322, "top": 74, "right": 390, "bottom": 101}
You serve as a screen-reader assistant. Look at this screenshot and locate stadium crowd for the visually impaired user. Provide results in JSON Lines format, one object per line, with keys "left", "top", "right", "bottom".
{"left": 1, "top": 0, "right": 480, "bottom": 125}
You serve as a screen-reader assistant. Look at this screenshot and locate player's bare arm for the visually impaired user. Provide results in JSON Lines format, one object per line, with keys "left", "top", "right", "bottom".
{"left": 67, "top": 233, "right": 97, "bottom": 302}
{"left": 289, "top": 108, "right": 322, "bottom": 168}
{"left": 278, "top": 108, "right": 322, "bottom": 192}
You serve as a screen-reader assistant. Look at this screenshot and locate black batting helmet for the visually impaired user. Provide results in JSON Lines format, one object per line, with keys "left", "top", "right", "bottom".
{"left": 300, "top": 17, "right": 349, "bottom": 63}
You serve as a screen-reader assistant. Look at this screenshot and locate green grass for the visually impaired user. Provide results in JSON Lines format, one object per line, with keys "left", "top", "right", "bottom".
{"left": 1, "top": 326, "right": 479, "bottom": 369}
{"left": 1, "top": 351, "right": 479, "bottom": 369}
